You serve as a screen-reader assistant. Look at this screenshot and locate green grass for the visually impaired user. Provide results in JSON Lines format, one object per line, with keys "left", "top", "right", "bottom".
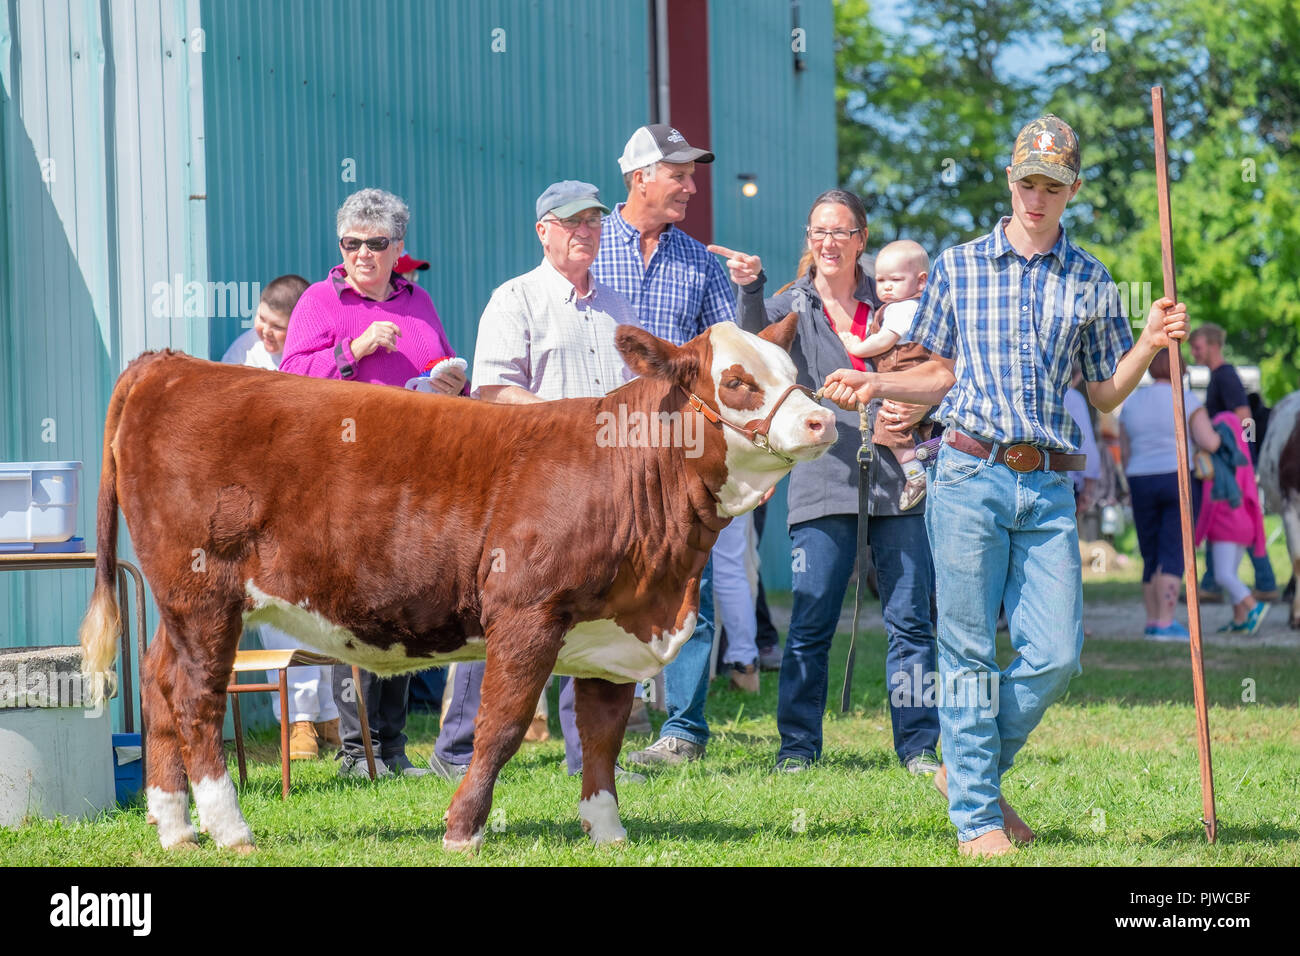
{"left": 3, "top": 590, "right": 1297, "bottom": 866}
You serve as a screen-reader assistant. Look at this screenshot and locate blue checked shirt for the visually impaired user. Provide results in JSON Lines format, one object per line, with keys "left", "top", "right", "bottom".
{"left": 908, "top": 217, "right": 1133, "bottom": 453}
{"left": 591, "top": 203, "right": 736, "bottom": 346}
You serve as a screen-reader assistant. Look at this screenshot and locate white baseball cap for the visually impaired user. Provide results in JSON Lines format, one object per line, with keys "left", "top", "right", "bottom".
{"left": 618, "top": 124, "right": 715, "bottom": 174}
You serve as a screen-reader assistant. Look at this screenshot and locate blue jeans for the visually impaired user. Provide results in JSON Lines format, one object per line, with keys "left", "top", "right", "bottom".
{"left": 657, "top": 558, "right": 714, "bottom": 746}
{"left": 925, "top": 443, "right": 1083, "bottom": 843}
{"left": 776, "top": 515, "right": 940, "bottom": 765}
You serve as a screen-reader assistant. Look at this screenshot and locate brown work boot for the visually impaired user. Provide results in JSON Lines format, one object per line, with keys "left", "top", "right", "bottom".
{"left": 524, "top": 715, "right": 551, "bottom": 742}
{"left": 959, "top": 829, "right": 1016, "bottom": 858}
{"left": 289, "top": 721, "right": 319, "bottom": 760}
{"left": 314, "top": 718, "right": 341, "bottom": 748}
{"left": 729, "top": 662, "right": 760, "bottom": 694}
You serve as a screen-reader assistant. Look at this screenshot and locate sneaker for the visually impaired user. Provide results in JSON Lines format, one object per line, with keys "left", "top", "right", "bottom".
{"left": 758, "top": 643, "right": 783, "bottom": 672}
{"left": 614, "top": 764, "right": 647, "bottom": 784}
{"left": 729, "top": 661, "right": 760, "bottom": 694}
{"left": 427, "top": 752, "right": 469, "bottom": 781}
{"left": 625, "top": 735, "right": 705, "bottom": 768}
{"left": 773, "top": 756, "right": 812, "bottom": 773}
{"left": 898, "top": 473, "right": 927, "bottom": 511}
{"left": 1253, "top": 589, "right": 1281, "bottom": 604}
{"left": 904, "top": 751, "right": 942, "bottom": 775}
{"left": 1198, "top": 588, "right": 1225, "bottom": 604}
{"left": 289, "top": 720, "right": 319, "bottom": 760}
{"left": 626, "top": 699, "right": 653, "bottom": 735}
{"left": 1147, "top": 621, "right": 1191, "bottom": 642}
{"left": 337, "top": 752, "right": 387, "bottom": 780}
{"left": 1241, "top": 602, "right": 1271, "bottom": 635}
{"left": 384, "top": 752, "right": 433, "bottom": 777}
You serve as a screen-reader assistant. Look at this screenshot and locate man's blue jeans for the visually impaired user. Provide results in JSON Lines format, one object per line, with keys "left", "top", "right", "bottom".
{"left": 657, "top": 558, "right": 714, "bottom": 747}
{"left": 776, "top": 514, "right": 940, "bottom": 765}
{"left": 925, "top": 443, "right": 1083, "bottom": 843}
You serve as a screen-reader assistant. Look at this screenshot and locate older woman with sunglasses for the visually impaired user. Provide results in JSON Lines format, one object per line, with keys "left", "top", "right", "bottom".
{"left": 282, "top": 187, "right": 465, "bottom": 393}
{"left": 281, "top": 187, "right": 465, "bottom": 779}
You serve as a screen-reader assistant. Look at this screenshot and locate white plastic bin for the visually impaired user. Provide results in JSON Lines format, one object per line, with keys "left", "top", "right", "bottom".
{"left": 0, "top": 461, "right": 82, "bottom": 543}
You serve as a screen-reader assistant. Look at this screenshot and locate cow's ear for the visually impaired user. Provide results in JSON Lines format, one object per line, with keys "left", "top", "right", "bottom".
{"left": 616, "top": 325, "right": 700, "bottom": 384}
{"left": 757, "top": 312, "right": 799, "bottom": 352}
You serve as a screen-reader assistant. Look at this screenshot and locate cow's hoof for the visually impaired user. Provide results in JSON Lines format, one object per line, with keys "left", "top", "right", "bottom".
{"left": 166, "top": 839, "right": 200, "bottom": 852}
{"left": 230, "top": 843, "right": 257, "bottom": 856}
{"left": 579, "top": 790, "right": 627, "bottom": 845}
{"left": 443, "top": 828, "right": 485, "bottom": 854}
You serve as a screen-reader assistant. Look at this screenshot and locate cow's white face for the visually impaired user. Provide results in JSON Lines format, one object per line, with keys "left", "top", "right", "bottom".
{"left": 707, "top": 322, "right": 836, "bottom": 516}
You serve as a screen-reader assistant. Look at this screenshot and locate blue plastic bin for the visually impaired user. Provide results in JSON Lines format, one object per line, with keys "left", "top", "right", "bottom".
{"left": 112, "top": 733, "right": 143, "bottom": 806}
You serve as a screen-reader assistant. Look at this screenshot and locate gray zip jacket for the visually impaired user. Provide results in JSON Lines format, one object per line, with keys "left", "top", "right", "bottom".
{"left": 737, "top": 272, "right": 925, "bottom": 526}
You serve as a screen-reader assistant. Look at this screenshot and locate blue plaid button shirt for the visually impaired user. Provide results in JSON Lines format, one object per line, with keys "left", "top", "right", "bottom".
{"left": 908, "top": 217, "right": 1133, "bottom": 453}
{"left": 591, "top": 203, "right": 736, "bottom": 346}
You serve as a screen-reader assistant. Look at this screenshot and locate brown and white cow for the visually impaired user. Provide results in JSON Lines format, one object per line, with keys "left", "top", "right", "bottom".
{"left": 1257, "top": 390, "right": 1300, "bottom": 628}
{"left": 80, "top": 316, "right": 834, "bottom": 851}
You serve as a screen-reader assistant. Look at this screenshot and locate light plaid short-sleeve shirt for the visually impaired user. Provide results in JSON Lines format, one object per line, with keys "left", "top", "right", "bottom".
{"left": 471, "top": 258, "right": 641, "bottom": 401}
{"left": 908, "top": 217, "right": 1133, "bottom": 452}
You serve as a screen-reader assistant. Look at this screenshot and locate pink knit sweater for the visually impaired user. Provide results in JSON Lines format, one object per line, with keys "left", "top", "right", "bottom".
{"left": 281, "top": 265, "right": 457, "bottom": 386}
{"left": 1194, "top": 412, "right": 1267, "bottom": 556}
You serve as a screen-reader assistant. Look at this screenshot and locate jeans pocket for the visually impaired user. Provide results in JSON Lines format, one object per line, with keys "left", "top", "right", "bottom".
{"left": 933, "top": 451, "right": 985, "bottom": 487}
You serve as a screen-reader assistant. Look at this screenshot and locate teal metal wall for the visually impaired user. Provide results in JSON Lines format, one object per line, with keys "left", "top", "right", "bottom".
{"left": 201, "top": 0, "right": 652, "bottom": 364}
{"left": 2, "top": 1, "right": 834, "bottom": 722}
{"left": 0, "top": 0, "right": 206, "bottom": 729}
{"left": 710, "top": 0, "right": 836, "bottom": 591}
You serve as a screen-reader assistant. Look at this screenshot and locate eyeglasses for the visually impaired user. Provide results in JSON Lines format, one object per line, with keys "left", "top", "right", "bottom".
{"left": 339, "top": 236, "right": 393, "bottom": 252}
{"left": 806, "top": 227, "right": 863, "bottom": 242}
{"left": 543, "top": 214, "right": 603, "bottom": 231}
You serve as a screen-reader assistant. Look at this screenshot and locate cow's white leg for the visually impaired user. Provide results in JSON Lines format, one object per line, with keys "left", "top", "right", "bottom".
{"left": 192, "top": 774, "right": 255, "bottom": 850}
{"left": 1281, "top": 495, "right": 1300, "bottom": 627}
{"left": 146, "top": 787, "right": 198, "bottom": 849}
{"left": 579, "top": 790, "right": 627, "bottom": 844}
{"left": 442, "top": 828, "right": 485, "bottom": 853}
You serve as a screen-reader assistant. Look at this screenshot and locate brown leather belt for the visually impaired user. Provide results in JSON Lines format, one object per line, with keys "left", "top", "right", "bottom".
{"left": 945, "top": 431, "right": 1085, "bottom": 473}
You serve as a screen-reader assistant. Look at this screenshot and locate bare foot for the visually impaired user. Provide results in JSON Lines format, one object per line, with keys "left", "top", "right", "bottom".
{"left": 959, "top": 829, "right": 1016, "bottom": 858}
{"left": 934, "top": 764, "right": 1036, "bottom": 845}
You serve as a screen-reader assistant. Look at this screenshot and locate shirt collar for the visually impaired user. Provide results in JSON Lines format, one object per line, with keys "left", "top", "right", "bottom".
{"left": 610, "top": 202, "right": 676, "bottom": 248}
{"left": 328, "top": 263, "right": 413, "bottom": 301}
{"left": 984, "top": 216, "right": 1071, "bottom": 267}
{"left": 538, "top": 257, "right": 596, "bottom": 303}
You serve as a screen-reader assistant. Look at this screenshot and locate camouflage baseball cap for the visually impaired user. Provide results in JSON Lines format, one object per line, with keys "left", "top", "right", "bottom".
{"left": 1009, "top": 115, "right": 1080, "bottom": 185}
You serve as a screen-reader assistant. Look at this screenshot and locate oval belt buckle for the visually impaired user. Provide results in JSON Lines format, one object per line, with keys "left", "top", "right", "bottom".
{"left": 1004, "top": 443, "right": 1042, "bottom": 473}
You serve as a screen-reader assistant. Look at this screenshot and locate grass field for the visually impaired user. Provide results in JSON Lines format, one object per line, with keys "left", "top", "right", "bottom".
{"left": 3, "top": 570, "right": 1297, "bottom": 867}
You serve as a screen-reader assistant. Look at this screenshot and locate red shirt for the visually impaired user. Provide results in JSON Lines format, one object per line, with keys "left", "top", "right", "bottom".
{"left": 824, "top": 300, "right": 873, "bottom": 373}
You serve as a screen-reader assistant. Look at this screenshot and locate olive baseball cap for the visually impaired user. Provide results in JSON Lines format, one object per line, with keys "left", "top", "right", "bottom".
{"left": 1009, "top": 115, "right": 1081, "bottom": 185}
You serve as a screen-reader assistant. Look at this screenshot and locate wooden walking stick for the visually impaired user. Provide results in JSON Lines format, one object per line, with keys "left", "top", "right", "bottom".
{"left": 1152, "top": 84, "right": 1217, "bottom": 843}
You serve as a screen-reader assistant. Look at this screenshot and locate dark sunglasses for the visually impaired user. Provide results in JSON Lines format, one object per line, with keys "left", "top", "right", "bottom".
{"left": 339, "top": 236, "right": 392, "bottom": 252}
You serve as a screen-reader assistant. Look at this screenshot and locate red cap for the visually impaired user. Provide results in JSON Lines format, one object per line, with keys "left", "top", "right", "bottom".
{"left": 395, "top": 254, "right": 429, "bottom": 274}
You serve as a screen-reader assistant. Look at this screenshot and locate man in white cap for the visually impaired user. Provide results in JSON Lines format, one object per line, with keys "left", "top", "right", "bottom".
{"left": 429, "top": 180, "right": 647, "bottom": 781}
{"left": 593, "top": 125, "right": 767, "bottom": 769}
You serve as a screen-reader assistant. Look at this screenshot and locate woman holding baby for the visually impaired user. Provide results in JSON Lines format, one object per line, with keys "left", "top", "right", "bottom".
{"left": 731, "top": 189, "right": 942, "bottom": 775}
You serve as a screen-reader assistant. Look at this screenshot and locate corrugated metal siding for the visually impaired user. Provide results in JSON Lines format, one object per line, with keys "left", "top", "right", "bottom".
{"left": 709, "top": 0, "right": 835, "bottom": 590}
{"left": 0, "top": 0, "right": 205, "bottom": 734}
{"left": 201, "top": 0, "right": 651, "bottom": 365}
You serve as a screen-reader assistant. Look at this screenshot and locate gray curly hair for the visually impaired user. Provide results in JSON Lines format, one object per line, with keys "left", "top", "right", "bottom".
{"left": 336, "top": 188, "right": 410, "bottom": 241}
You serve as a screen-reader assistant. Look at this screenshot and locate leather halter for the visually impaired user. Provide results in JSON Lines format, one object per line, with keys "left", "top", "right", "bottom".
{"left": 681, "top": 383, "right": 819, "bottom": 465}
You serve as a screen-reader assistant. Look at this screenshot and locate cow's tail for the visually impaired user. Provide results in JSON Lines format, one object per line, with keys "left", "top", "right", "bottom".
{"left": 79, "top": 357, "right": 151, "bottom": 704}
